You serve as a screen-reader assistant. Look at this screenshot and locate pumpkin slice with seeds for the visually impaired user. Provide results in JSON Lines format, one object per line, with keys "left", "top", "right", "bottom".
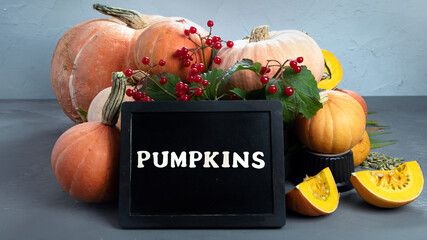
{"left": 318, "top": 49, "right": 343, "bottom": 90}
{"left": 351, "top": 161, "right": 424, "bottom": 208}
{"left": 286, "top": 167, "right": 339, "bottom": 216}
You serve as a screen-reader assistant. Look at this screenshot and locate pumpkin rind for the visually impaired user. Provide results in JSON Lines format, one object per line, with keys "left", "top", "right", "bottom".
{"left": 350, "top": 161, "right": 424, "bottom": 208}
{"left": 318, "top": 49, "right": 343, "bottom": 90}
{"left": 352, "top": 131, "right": 370, "bottom": 167}
{"left": 286, "top": 167, "right": 339, "bottom": 216}
{"left": 294, "top": 90, "right": 366, "bottom": 154}
{"left": 212, "top": 28, "right": 324, "bottom": 93}
{"left": 134, "top": 19, "right": 211, "bottom": 81}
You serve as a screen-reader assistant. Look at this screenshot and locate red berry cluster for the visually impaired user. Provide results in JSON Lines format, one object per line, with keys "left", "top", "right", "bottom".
{"left": 264, "top": 57, "right": 305, "bottom": 96}
{"left": 174, "top": 20, "right": 233, "bottom": 77}
{"left": 175, "top": 78, "right": 210, "bottom": 101}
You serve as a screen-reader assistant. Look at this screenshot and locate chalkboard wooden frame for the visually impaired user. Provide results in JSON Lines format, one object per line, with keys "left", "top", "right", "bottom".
{"left": 119, "top": 100, "right": 285, "bottom": 228}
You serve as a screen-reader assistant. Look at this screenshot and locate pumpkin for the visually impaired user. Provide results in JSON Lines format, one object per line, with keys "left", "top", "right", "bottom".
{"left": 336, "top": 89, "right": 368, "bottom": 117}
{"left": 318, "top": 49, "right": 343, "bottom": 90}
{"left": 294, "top": 90, "right": 366, "bottom": 154}
{"left": 211, "top": 25, "right": 324, "bottom": 92}
{"left": 134, "top": 19, "right": 211, "bottom": 81}
{"left": 51, "top": 4, "right": 185, "bottom": 123}
{"left": 87, "top": 85, "right": 135, "bottom": 130}
{"left": 351, "top": 130, "right": 370, "bottom": 167}
{"left": 350, "top": 161, "right": 424, "bottom": 208}
{"left": 51, "top": 72, "right": 126, "bottom": 202}
{"left": 286, "top": 167, "right": 339, "bottom": 216}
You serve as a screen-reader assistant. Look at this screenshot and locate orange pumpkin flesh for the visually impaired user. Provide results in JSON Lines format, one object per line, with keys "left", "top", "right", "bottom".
{"left": 352, "top": 130, "right": 370, "bottom": 167}
{"left": 134, "top": 19, "right": 211, "bottom": 81}
{"left": 294, "top": 90, "right": 366, "bottom": 154}
{"left": 318, "top": 49, "right": 343, "bottom": 90}
{"left": 51, "top": 122, "right": 120, "bottom": 202}
{"left": 286, "top": 167, "right": 339, "bottom": 216}
{"left": 351, "top": 161, "right": 424, "bottom": 208}
{"left": 212, "top": 26, "right": 324, "bottom": 93}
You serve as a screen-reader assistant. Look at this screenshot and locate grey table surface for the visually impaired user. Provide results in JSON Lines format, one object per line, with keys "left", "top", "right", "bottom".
{"left": 1, "top": 97, "right": 426, "bottom": 240}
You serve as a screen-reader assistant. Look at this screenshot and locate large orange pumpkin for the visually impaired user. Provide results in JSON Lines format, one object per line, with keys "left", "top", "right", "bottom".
{"left": 294, "top": 90, "right": 366, "bottom": 154}
{"left": 51, "top": 72, "right": 126, "bottom": 202}
{"left": 211, "top": 25, "right": 324, "bottom": 92}
{"left": 134, "top": 19, "right": 211, "bottom": 81}
{"left": 51, "top": 4, "right": 174, "bottom": 123}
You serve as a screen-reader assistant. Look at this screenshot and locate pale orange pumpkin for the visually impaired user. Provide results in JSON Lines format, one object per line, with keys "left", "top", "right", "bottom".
{"left": 212, "top": 25, "right": 324, "bottom": 92}
{"left": 134, "top": 19, "right": 211, "bottom": 81}
{"left": 87, "top": 85, "right": 135, "bottom": 130}
{"left": 294, "top": 90, "right": 366, "bottom": 154}
{"left": 51, "top": 72, "right": 126, "bottom": 202}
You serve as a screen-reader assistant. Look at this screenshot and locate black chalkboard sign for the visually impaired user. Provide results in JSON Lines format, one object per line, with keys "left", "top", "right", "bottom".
{"left": 119, "top": 100, "right": 285, "bottom": 228}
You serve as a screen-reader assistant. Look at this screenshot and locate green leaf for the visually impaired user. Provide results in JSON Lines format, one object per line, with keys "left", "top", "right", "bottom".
{"left": 369, "top": 139, "right": 399, "bottom": 144}
{"left": 371, "top": 142, "right": 397, "bottom": 149}
{"left": 144, "top": 73, "right": 180, "bottom": 101}
{"left": 266, "top": 66, "right": 322, "bottom": 124}
{"left": 201, "top": 68, "right": 224, "bottom": 100}
{"left": 210, "top": 59, "right": 262, "bottom": 98}
{"left": 366, "top": 120, "right": 389, "bottom": 127}
{"left": 368, "top": 131, "right": 392, "bottom": 137}
{"left": 367, "top": 111, "right": 378, "bottom": 115}
{"left": 76, "top": 107, "right": 88, "bottom": 122}
{"left": 229, "top": 88, "right": 246, "bottom": 99}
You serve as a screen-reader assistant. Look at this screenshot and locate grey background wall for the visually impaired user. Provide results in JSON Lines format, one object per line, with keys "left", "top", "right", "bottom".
{"left": 0, "top": 0, "right": 426, "bottom": 99}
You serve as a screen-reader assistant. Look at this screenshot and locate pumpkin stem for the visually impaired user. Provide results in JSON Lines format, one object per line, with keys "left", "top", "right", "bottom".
{"left": 102, "top": 72, "right": 127, "bottom": 126}
{"left": 93, "top": 3, "right": 148, "bottom": 29}
{"left": 249, "top": 25, "right": 270, "bottom": 43}
{"left": 319, "top": 91, "right": 329, "bottom": 105}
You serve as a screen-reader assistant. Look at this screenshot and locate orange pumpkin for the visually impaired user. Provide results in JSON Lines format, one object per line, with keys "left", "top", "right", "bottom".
{"left": 294, "top": 90, "right": 366, "bottom": 154}
{"left": 51, "top": 4, "right": 171, "bottom": 123}
{"left": 211, "top": 25, "right": 324, "bottom": 92}
{"left": 336, "top": 89, "right": 368, "bottom": 117}
{"left": 351, "top": 130, "right": 370, "bottom": 167}
{"left": 51, "top": 72, "right": 126, "bottom": 202}
{"left": 134, "top": 19, "right": 211, "bottom": 81}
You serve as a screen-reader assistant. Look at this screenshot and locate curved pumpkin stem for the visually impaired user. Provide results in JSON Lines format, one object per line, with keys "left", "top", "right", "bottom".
{"left": 319, "top": 91, "right": 329, "bottom": 105}
{"left": 102, "top": 72, "right": 127, "bottom": 126}
{"left": 249, "top": 25, "right": 270, "bottom": 43}
{"left": 93, "top": 3, "right": 148, "bottom": 29}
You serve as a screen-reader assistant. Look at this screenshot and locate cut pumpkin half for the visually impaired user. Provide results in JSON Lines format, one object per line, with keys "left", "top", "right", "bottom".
{"left": 351, "top": 161, "right": 424, "bottom": 208}
{"left": 286, "top": 167, "right": 339, "bottom": 216}
{"left": 318, "top": 49, "right": 343, "bottom": 90}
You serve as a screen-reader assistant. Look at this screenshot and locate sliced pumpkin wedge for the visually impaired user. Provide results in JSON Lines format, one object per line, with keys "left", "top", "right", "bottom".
{"left": 318, "top": 49, "right": 343, "bottom": 90}
{"left": 351, "top": 161, "right": 424, "bottom": 208}
{"left": 286, "top": 167, "right": 339, "bottom": 216}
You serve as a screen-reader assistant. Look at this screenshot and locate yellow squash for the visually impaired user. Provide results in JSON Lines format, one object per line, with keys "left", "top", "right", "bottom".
{"left": 318, "top": 49, "right": 343, "bottom": 90}
{"left": 351, "top": 161, "right": 424, "bottom": 208}
{"left": 286, "top": 167, "right": 339, "bottom": 216}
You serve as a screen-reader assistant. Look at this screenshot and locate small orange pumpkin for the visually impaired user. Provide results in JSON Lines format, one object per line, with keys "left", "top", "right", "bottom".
{"left": 294, "top": 90, "right": 366, "bottom": 154}
{"left": 51, "top": 72, "right": 126, "bottom": 202}
{"left": 134, "top": 19, "right": 211, "bottom": 81}
{"left": 212, "top": 25, "right": 324, "bottom": 92}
